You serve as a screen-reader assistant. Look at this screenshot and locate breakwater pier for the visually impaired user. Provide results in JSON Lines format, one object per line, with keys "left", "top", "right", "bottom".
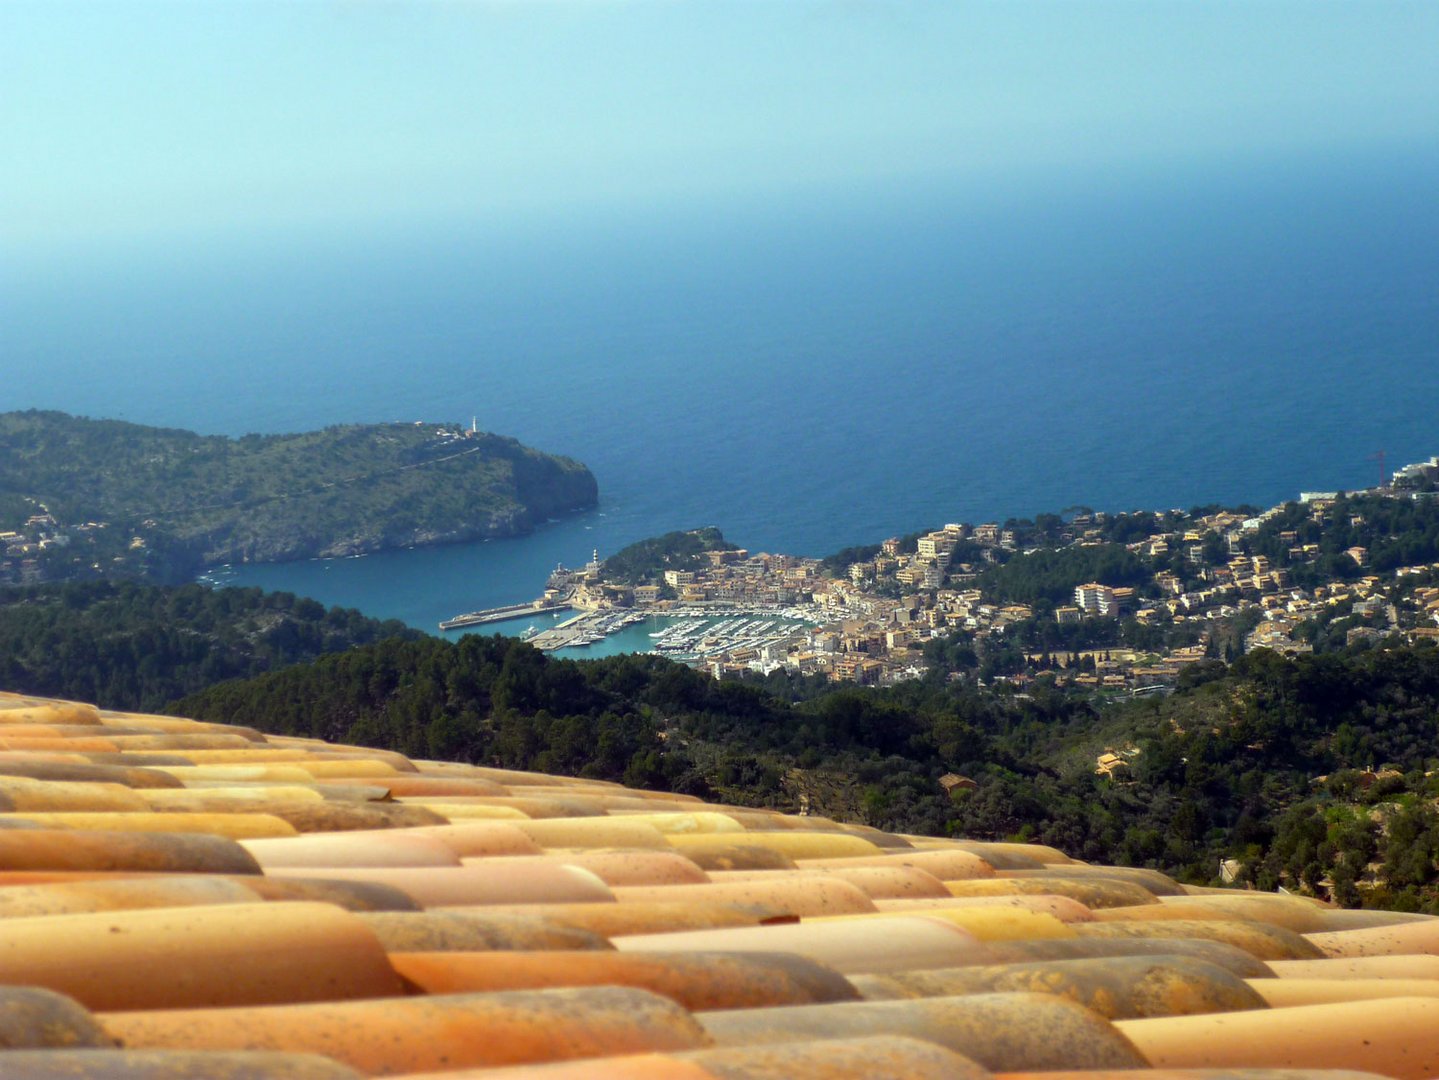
{"left": 438, "top": 599, "right": 570, "bottom": 631}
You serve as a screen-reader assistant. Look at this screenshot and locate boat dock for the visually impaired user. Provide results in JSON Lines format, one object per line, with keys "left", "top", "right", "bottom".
{"left": 443, "top": 589, "right": 820, "bottom": 662}
{"left": 525, "top": 604, "right": 817, "bottom": 659}
{"left": 528, "top": 608, "right": 648, "bottom": 651}
{"left": 646, "top": 612, "right": 810, "bottom": 664}
{"left": 438, "top": 599, "right": 569, "bottom": 631}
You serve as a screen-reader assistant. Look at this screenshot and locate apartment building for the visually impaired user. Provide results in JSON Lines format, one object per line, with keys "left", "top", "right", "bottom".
{"left": 1074, "top": 582, "right": 1119, "bottom": 617}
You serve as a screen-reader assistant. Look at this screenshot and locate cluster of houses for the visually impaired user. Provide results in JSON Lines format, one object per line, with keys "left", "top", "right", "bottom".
{"left": 597, "top": 458, "right": 1439, "bottom": 686}
{"left": 0, "top": 510, "right": 102, "bottom": 585}
{"left": 0, "top": 502, "right": 149, "bottom": 586}
{"left": 552, "top": 547, "right": 822, "bottom": 612}
{"left": 778, "top": 588, "right": 989, "bottom": 685}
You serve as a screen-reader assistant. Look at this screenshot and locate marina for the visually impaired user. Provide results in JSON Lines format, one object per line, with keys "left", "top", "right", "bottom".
{"left": 536, "top": 606, "right": 815, "bottom": 665}
{"left": 643, "top": 611, "right": 813, "bottom": 664}
{"left": 527, "top": 608, "right": 652, "bottom": 651}
{"left": 449, "top": 603, "right": 817, "bottom": 667}
{"left": 438, "top": 542, "right": 818, "bottom": 667}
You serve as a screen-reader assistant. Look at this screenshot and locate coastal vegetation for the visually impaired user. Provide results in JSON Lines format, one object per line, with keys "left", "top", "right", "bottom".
{"left": 819, "top": 536, "right": 910, "bottom": 576}
{"left": 976, "top": 543, "right": 1152, "bottom": 607}
{"left": 0, "top": 580, "right": 419, "bottom": 713}
{"left": 173, "top": 635, "right": 713, "bottom": 793}
{"left": 0, "top": 410, "right": 597, "bottom": 583}
{"left": 1248, "top": 492, "right": 1439, "bottom": 582}
{"left": 600, "top": 526, "right": 739, "bottom": 586}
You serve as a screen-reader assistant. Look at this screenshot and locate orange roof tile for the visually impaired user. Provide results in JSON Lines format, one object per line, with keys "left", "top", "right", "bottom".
{"left": 0, "top": 688, "right": 1433, "bottom": 1078}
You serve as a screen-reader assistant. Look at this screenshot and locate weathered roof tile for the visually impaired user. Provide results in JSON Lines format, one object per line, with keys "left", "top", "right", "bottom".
{"left": 268, "top": 863, "right": 616, "bottom": 906}
{"left": 1, "top": 687, "right": 1437, "bottom": 1078}
{"left": 0, "top": 901, "right": 403, "bottom": 1009}
{"left": 1114, "top": 997, "right": 1439, "bottom": 1078}
{"left": 101, "top": 988, "right": 713, "bottom": 1075}
{"left": 848, "top": 954, "right": 1267, "bottom": 1019}
{"left": 698, "top": 991, "right": 1149, "bottom": 1071}
{"left": 388, "top": 949, "right": 859, "bottom": 1010}
{"left": 361, "top": 909, "right": 615, "bottom": 953}
{"left": 0, "top": 828, "right": 262, "bottom": 873}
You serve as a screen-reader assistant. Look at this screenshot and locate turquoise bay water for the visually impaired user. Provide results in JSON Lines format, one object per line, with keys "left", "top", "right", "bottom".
{"left": 6, "top": 150, "right": 1439, "bottom": 638}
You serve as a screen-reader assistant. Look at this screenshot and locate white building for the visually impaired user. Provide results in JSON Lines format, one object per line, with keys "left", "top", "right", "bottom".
{"left": 1074, "top": 582, "right": 1119, "bottom": 617}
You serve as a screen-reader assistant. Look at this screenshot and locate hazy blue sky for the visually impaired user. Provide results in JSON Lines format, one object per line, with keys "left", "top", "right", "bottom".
{"left": 4, "top": 1, "right": 1438, "bottom": 264}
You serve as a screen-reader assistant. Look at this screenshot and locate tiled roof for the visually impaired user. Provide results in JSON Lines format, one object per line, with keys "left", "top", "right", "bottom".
{"left": 0, "top": 689, "right": 1436, "bottom": 1077}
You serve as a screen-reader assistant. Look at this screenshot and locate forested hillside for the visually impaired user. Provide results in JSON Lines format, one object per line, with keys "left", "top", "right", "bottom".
{"left": 601, "top": 527, "right": 739, "bottom": 585}
{"left": 170, "top": 625, "right": 1439, "bottom": 912}
{"left": 0, "top": 581, "right": 419, "bottom": 711}
{"left": 0, "top": 411, "right": 597, "bottom": 582}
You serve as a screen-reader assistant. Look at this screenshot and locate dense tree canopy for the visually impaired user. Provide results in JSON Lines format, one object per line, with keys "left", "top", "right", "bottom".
{"left": 0, "top": 411, "right": 597, "bottom": 582}
{"left": 0, "top": 581, "right": 418, "bottom": 711}
{"left": 601, "top": 527, "right": 739, "bottom": 585}
{"left": 978, "top": 544, "right": 1154, "bottom": 606}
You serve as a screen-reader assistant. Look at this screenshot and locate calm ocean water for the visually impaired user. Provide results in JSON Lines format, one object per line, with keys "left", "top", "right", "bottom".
{"left": 5, "top": 148, "right": 1438, "bottom": 635}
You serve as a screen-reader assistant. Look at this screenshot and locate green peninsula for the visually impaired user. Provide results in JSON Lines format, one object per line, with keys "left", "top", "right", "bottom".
{"left": 0, "top": 411, "right": 598, "bottom": 584}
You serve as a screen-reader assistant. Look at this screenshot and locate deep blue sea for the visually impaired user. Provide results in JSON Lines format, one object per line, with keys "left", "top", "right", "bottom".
{"left": 5, "top": 147, "right": 1438, "bottom": 636}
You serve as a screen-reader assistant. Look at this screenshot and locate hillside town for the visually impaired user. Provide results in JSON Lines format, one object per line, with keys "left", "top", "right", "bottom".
{"left": 540, "top": 454, "right": 1439, "bottom": 688}
{"left": 16, "top": 441, "right": 1439, "bottom": 692}
{"left": 0, "top": 504, "right": 136, "bottom": 585}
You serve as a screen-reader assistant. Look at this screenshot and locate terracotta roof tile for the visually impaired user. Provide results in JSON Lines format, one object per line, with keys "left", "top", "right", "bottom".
{"left": 1072, "top": 918, "right": 1326, "bottom": 961}
{"left": 0, "top": 874, "right": 262, "bottom": 917}
{"left": 949, "top": 874, "right": 1162, "bottom": 908}
{"left": 230, "top": 874, "right": 422, "bottom": 912}
{"left": 358, "top": 910, "right": 615, "bottom": 953}
{"left": 849, "top": 954, "right": 1266, "bottom": 1018}
{"left": 239, "top": 832, "right": 464, "bottom": 869}
{"left": 265, "top": 863, "right": 618, "bottom": 906}
{"left": 465, "top": 899, "right": 798, "bottom": 937}
{"left": 797, "top": 847, "right": 995, "bottom": 879}
{"left": 415, "top": 1035, "right": 991, "bottom": 1080}
{"left": 0, "top": 901, "right": 403, "bottom": 1009}
{"left": 1113, "top": 997, "right": 1439, "bottom": 1076}
{"left": 387, "top": 948, "right": 859, "bottom": 1010}
{"left": 0, "top": 1050, "right": 366, "bottom": 1079}
{"left": 709, "top": 864, "right": 952, "bottom": 900}
{"left": 611, "top": 878, "right": 877, "bottom": 918}
{"left": 981, "top": 935, "right": 1278, "bottom": 979}
{"left": 0, "top": 985, "right": 117, "bottom": 1049}
{"left": 461, "top": 850, "right": 711, "bottom": 887}
{"left": 697, "top": 992, "right": 1149, "bottom": 1071}
{"left": 0, "top": 827, "right": 262, "bottom": 873}
{"left": 670, "top": 843, "right": 801, "bottom": 871}
{"left": 615, "top": 915, "right": 992, "bottom": 974}
{"left": 0, "top": 688, "right": 1436, "bottom": 1078}
{"left": 871, "top": 892, "right": 1098, "bottom": 921}
{"left": 4, "top": 810, "right": 299, "bottom": 838}
{"left": 101, "top": 987, "right": 712, "bottom": 1074}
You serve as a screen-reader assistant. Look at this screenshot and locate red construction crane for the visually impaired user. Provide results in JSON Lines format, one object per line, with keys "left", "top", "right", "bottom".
{"left": 1368, "top": 449, "right": 1387, "bottom": 490}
